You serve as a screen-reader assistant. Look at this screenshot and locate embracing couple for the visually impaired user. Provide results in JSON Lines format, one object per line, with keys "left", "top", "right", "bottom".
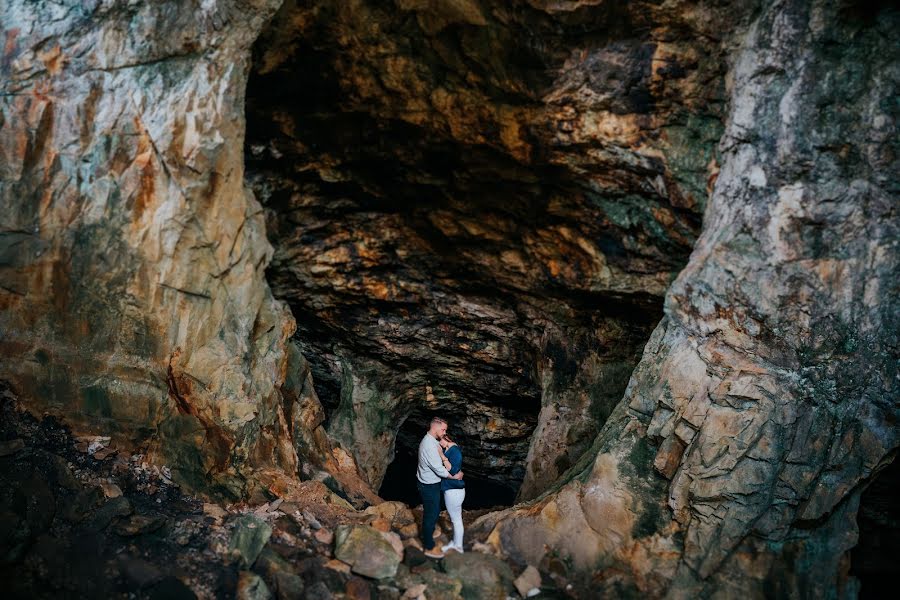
{"left": 416, "top": 416, "right": 465, "bottom": 559}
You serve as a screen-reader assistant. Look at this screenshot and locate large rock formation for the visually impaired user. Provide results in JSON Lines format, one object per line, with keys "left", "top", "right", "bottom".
{"left": 245, "top": 0, "right": 746, "bottom": 495}
{"left": 1, "top": 0, "right": 897, "bottom": 597}
{"left": 0, "top": 0, "right": 300, "bottom": 498}
{"left": 481, "top": 1, "right": 899, "bottom": 597}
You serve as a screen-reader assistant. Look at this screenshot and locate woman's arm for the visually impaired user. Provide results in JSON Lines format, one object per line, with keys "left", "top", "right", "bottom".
{"left": 448, "top": 446, "right": 462, "bottom": 476}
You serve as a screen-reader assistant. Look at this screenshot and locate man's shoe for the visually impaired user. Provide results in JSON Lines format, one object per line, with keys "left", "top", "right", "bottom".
{"left": 424, "top": 548, "right": 445, "bottom": 559}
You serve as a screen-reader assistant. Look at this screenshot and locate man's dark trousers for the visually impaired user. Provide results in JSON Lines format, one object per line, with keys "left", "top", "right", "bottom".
{"left": 417, "top": 480, "right": 441, "bottom": 550}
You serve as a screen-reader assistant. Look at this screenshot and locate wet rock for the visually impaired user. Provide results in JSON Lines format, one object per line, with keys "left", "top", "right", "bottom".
{"left": 334, "top": 525, "right": 402, "bottom": 580}
{"left": 237, "top": 571, "right": 272, "bottom": 600}
{"left": 441, "top": 552, "right": 514, "bottom": 600}
{"left": 229, "top": 514, "right": 273, "bottom": 568}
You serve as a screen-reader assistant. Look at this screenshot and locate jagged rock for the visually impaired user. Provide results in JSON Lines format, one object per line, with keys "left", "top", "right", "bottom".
{"left": 366, "top": 502, "right": 416, "bottom": 526}
{"left": 0, "top": 0, "right": 301, "bottom": 499}
{"left": 229, "top": 514, "right": 273, "bottom": 568}
{"left": 0, "top": 0, "right": 896, "bottom": 598}
{"left": 441, "top": 552, "right": 514, "bottom": 600}
{"left": 484, "top": 2, "right": 899, "bottom": 597}
{"left": 334, "top": 525, "right": 403, "bottom": 580}
{"left": 315, "top": 527, "right": 335, "bottom": 546}
{"left": 237, "top": 571, "right": 272, "bottom": 600}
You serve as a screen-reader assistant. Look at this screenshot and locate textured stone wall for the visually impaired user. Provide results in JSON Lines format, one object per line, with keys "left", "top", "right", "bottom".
{"left": 0, "top": 0, "right": 299, "bottom": 498}
{"left": 481, "top": 1, "right": 899, "bottom": 596}
{"left": 245, "top": 0, "right": 750, "bottom": 494}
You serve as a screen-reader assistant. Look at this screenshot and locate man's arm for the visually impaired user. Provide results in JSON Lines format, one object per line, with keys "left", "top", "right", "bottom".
{"left": 426, "top": 440, "right": 452, "bottom": 478}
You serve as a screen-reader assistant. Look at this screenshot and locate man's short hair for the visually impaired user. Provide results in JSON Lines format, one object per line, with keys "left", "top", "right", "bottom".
{"left": 430, "top": 417, "right": 447, "bottom": 426}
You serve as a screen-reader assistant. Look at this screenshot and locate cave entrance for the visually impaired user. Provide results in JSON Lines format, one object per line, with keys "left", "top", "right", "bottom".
{"left": 243, "top": 1, "right": 692, "bottom": 514}
{"left": 378, "top": 409, "right": 519, "bottom": 510}
{"left": 850, "top": 456, "right": 900, "bottom": 597}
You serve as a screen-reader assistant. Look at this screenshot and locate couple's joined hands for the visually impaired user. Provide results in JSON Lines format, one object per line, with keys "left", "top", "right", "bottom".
{"left": 451, "top": 470, "right": 463, "bottom": 480}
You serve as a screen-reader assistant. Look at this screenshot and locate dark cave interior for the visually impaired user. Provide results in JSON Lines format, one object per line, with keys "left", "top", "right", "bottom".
{"left": 242, "top": 0, "right": 699, "bottom": 507}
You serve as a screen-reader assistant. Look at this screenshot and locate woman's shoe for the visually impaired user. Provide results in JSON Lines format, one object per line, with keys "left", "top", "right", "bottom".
{"left": 424, "top": 548, "right": 445, "bottom": 559}
{"left": 441, "top": 543, "right": 454, "bottom": 553}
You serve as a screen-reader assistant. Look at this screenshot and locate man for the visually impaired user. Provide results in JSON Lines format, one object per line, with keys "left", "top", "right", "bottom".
{"left": 417, "top": 416, "right": 463, "bottom": 558}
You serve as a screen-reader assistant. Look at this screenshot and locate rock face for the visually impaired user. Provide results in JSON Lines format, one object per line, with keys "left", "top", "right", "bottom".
{"left": 483, "top": 1, "right": 899, "bottom": 597}
{"left": 0, "top": 0, "right": 309, "bottom": 498}
{"left": 245, "top": 0, "right": 747, "bottom": 494}
{"left": 1, "top": 0, "right": 897, "bottom": 597}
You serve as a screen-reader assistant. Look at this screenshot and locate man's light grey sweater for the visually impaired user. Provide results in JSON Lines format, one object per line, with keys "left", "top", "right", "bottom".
{"left": 417, "top": 433, "right": 451, "bottom": 484}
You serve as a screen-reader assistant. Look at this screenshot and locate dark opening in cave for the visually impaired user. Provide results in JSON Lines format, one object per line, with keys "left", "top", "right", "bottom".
{"left": 851, "top": 456, "right": 900, "bottom": 598}
{"left": 378, "top": 409, "right": 519, "bottom": 510}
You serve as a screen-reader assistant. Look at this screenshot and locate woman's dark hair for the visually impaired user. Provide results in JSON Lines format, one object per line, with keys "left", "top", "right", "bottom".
{"left": 441, "top": 434, "right": 455, "bottom": 444}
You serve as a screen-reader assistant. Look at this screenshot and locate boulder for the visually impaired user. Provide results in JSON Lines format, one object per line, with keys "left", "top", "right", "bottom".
{"left": 513, "top": 566, "right": 541, "bottom": 598}
{"left": 364, "top": 502, "right": 416, "bottom": 529}
{"left": 441, "top": 552, "right": 514, "bottom": 600}
{"left": 229, "top": 514, "right": 273, "bottom": 568}
{"left": 334, "top": 525, "right": 402, "bottom": 580}
{"left": 237, "top": 571, "right": 272, "bottom": 600}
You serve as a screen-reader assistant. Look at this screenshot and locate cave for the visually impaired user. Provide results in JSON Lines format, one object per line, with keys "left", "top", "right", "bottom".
{"left": 243, "top": 0, "right": 691, "bottom": 507}
{"left": 1, "top": 1, "right": 897, "bottom": 599}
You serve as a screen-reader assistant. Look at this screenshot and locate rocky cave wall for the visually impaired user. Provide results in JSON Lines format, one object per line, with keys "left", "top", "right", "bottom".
{"left": 0, "top": 0, "right": 897, "bottom": 597}
{"left": 244, "top": 0, "right": 746, "bottom": 498}
{"left": 478, "top": 1, "right": 899, "bottom": 597}
{"left": 0, "top": 0, "right": 305, "bottom": 499}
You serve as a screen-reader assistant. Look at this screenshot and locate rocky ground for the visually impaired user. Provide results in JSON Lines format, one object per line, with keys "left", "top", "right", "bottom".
{"left": 0, "top": 384, "right": 568, "bottom": 600}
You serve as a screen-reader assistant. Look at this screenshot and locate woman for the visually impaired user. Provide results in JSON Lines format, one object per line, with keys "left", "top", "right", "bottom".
{"left": 439, "top": 434, "right": 465, "bottom": 553}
